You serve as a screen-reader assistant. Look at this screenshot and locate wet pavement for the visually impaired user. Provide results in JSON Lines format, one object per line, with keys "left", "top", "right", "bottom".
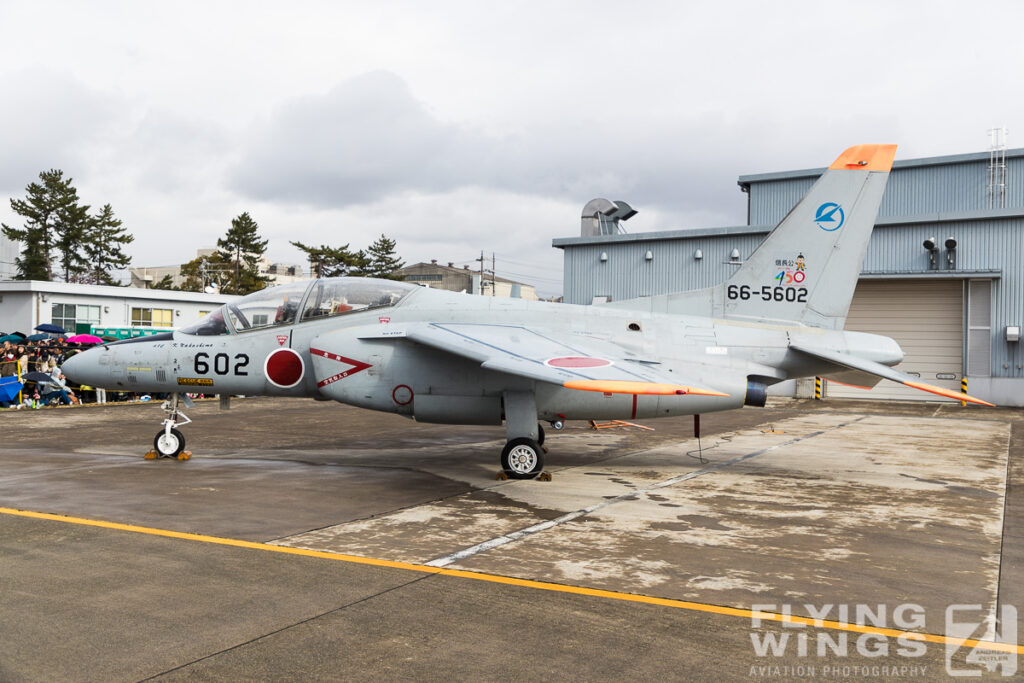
{"left": 0, "top": 397, "right": 1020, "bottom": 680}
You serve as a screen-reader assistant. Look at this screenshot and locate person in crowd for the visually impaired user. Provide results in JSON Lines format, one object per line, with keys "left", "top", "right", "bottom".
{"left": 1, "top": 341, "right": 15, "bottom": 377}
{"left": 39, "top": 370, "right": 77, "bottom": 406}
{"left": 16, "top": 345, "right": 29, "bottom": 376}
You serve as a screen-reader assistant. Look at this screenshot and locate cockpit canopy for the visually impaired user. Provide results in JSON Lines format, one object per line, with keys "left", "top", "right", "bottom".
{"left": 180, "top": 278, "right": 419, "bottom": 336}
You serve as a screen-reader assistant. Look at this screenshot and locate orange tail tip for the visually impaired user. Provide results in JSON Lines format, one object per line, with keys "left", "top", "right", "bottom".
{"left": 904, "top": 380, "right": 995, "bottom": 407}
{"left": 829, "top": 144, "right": 897, "bottom": 172}
{"left": 564, "top": 379, "right": 729, "bottom": 397}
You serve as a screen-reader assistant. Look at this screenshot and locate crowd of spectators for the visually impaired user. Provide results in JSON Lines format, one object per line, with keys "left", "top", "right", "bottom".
{"left": 0, "top": 337, "right": 146, "bottom": 409}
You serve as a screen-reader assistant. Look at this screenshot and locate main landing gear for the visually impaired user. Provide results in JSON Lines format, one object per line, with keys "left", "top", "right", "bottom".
{"left": 150, "top": 393, "right": 194, "bottom": 459}
{"left": 499, "top": 392, "right": 553, "bottom": 480}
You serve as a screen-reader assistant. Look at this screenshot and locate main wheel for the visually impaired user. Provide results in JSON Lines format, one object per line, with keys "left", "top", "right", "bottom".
{"left": 501, "top": 438, "right": 544, "bottom": 480}
{"left": 537, "top": 423, "right": 546, "bottom": 445}
{"left": 154, "top": 428, "right": 185, "bottom": 457}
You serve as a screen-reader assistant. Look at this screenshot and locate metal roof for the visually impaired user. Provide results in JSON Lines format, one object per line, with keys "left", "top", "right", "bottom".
{"left": 736, "top": 147, "right": 1024, "bottom": 188}
{"left": 553, "top": 208, "right": 1024, "bottom": 249}
{"left": 0, "top": 279, "right": 236, "bottom": 303}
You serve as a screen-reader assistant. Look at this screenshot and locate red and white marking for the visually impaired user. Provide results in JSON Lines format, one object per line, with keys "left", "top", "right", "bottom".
{"left": 264, "top": 348, "right": 305, "bottom": 388}
{"left": 545, "top": 356, "right": 613, "bottom": 369}
{"left": 310, "top": 347, "right": 372, "bottom": 388}
{"left": 276, "top": 334, "right": 289, "bottom": 346}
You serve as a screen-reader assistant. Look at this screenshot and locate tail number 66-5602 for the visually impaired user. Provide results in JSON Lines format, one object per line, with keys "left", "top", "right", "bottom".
{"left": 727, "top": 284, "right": 807, "bottom": 303}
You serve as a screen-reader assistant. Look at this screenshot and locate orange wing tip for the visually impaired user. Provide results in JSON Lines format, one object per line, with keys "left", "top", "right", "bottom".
{"left": 904, "top": 381, "right": 995, "bottom": 407}
{"left": 563, "top": 379, "right": 729, "bottom": 397}
{"left": 828, "top": 144, "right": 897, "bottom": 172}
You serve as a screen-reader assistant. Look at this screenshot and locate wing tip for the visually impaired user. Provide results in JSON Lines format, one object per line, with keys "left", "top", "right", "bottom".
{"left": 904, "top": 380, "right": 995, "bottom": 407}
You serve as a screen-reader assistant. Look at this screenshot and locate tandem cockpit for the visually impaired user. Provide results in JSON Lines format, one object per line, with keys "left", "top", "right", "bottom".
{"left": 180, "top": 277, "right": 421, "bottom": 336}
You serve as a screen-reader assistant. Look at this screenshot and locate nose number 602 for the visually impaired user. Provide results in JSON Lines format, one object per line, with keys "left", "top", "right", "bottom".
{"left": 194, "top": 352, "right": 250, "bottom": 376}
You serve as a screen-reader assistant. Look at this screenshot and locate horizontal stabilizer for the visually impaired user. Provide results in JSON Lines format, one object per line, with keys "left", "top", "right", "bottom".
{"left": 790, "top": 344, "right": 994, "bottom": 406}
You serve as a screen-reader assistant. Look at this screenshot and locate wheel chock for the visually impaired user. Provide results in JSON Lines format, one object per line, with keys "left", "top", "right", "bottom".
{"left": 495, "top": 471, "right": 509, "bottom": 481}
{"left": 144, "top": 450, "right": 159, "bottom": 460}
{"left": 541, "top": 444, "right": 550, "bottom": 454}
{"left": 539, "top": 471, "right": 552, "bottom": 482}
{"left": 177, "top": 451, "right": 192, "bottom": 461}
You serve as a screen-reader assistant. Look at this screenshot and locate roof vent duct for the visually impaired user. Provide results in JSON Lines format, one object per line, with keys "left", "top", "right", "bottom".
{"left": 581, "top": 199, "right": 637, "bottom": 237}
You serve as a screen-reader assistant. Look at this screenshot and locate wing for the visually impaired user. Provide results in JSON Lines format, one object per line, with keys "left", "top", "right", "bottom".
{"left": 363, "top": 323, "right": 728, "bottom": 397}
{"left": 790, "top": 343, "right": 994, "bottom": 406}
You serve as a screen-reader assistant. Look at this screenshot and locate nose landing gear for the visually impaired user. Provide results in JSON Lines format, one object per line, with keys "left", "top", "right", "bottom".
{"left": 149, "top": 393, "right": 194, "bottom": 459}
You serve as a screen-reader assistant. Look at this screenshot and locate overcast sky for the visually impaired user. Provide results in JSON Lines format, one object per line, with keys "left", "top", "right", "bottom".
{"left": 2, "top": 0, "right": 1023, "bottom": 296}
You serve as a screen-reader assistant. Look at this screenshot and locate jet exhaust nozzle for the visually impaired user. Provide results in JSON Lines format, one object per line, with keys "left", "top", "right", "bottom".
{"left": 744, "top": 380, "right": 768, "bottom": 407}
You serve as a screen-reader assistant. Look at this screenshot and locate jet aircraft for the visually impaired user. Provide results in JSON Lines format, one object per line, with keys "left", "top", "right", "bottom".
{"left": 64, "top": 144, "right": 994, "bottom": 478}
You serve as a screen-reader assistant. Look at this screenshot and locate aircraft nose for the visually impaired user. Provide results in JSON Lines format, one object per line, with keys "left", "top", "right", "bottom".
{"left": 62, "top": 348, "right": 101, "bottom": 385}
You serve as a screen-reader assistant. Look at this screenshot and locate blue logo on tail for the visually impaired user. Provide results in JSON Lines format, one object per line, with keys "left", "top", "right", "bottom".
{"left": 814, "top": 202, "right": 845, "bottom": 231}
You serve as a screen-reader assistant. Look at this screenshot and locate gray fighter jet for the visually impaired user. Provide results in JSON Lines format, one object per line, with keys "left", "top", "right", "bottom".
{"left": 64, "top": 144, "right": 993, "bottom": 478}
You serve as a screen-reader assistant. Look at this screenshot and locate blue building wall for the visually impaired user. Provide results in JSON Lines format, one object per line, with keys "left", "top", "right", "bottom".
{"left": 741, "top": 149, "right": 1024, "bottom": 224}
{"left": 555, "top": 148, "right": 1024, "bottom": 400}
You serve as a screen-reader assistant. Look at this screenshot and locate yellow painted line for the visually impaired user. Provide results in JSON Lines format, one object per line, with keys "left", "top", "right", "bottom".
{"left": 1, "top": 505, "right": 1020, "bottom": 655}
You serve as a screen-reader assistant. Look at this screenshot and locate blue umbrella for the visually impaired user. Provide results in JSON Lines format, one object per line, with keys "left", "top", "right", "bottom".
{"left": 34, "top": 324, "right": 65, "bottom": 334}
{"left": 27, "top": 333, "right": 49, "bottom": 342}
{"left": 0, "top": 377, "right": 23, "bottom": 402}
{"left": 0, "top": 334, "right": 24, "bottom": 343}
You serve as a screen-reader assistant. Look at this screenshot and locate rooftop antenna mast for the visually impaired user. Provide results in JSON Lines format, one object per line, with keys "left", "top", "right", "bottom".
{"left": 988, "top": 126, "right": 1008, "bottom": 209}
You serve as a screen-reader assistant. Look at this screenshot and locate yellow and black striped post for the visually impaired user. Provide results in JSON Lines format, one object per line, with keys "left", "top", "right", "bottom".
{"left": 814, "top": 376, "right": 822, "bottom": 400}
{"left": 961, "top": 377, "right": 967, "bottom": 407}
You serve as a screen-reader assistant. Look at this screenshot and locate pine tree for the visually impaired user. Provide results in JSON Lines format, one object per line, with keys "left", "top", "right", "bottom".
{"left": 363, "top": 234, "right": 405, "bottom": 279}
{"left": 217, "top": 212, "right": 270, "bottom": 294}
{"left": 151, "top": 274, "right": 177, "bottom": 290}
{"left": 56, "top": 200, "right": 92, "bottom": 281}
{"left": 180, "top": 252, "right": 231, "bottom": 293}
{"left": 80, "top": 204, "right": 133, "bottom": 285}
{"left": 290, "top": 240, "right": 368, "bottom": 278}
{"left": 1, "top": 169, "right": 90, "bottom": 281}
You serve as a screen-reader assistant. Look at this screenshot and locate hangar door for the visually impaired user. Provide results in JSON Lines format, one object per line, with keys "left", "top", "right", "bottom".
{"left": 828, "top": 279, "right": 964, "bottom": 402}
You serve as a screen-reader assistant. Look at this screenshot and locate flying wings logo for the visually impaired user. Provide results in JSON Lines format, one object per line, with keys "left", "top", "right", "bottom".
{"left": 814, "top": 202, "right": 845, "bottom": 231}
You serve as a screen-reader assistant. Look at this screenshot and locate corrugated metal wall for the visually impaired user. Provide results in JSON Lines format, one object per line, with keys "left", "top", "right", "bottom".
{"left": 560, "top": 219, "right": 1022, "bottom": 378}
{"left": 748, "top": 154, "right": 1024, "bottom": 225}
{"left": 562, "top": 232, "right": 766, "bottom": 304}
{"left": 559, "top": 150, "right": 1024, "bottom": 381}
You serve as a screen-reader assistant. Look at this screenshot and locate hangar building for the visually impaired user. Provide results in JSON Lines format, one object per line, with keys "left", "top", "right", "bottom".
{"left": 554, "top": 148, "right": 1024, "bottom": 406}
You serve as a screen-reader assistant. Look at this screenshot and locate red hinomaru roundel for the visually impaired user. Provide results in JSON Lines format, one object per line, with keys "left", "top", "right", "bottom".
{"left": 264, "top": 348, "right": 305, "bottom": 388}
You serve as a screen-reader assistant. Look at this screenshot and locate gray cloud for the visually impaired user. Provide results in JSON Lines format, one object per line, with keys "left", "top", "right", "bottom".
{"left": 232, "top": 71, "right": 481, "bottom": 205}
{"left": 0, "top": 68, "right": 120, "bottom": 193}
{"left": 230, "top": 71, "right": 754, "bottom": 226}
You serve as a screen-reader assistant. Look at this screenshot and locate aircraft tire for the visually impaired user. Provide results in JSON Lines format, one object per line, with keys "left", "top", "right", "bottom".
{"left": 501, "top": 438, "right": 544, "bottom": 480}
{"left": 537, "top": 423, "right": 545, "bottom": 445}
{"left": 154, "top": 428, "right": 185, "bottom": 457}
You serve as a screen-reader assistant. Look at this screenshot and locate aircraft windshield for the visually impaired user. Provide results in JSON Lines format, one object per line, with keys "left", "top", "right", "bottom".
{"left": 300, "top": 278, "right": 417, "bottom": 321}
{"left": 181, "top": 278, "right": 419, "bottom": 335}
{"left": 179, "top": 308, "right": 230, "bottom": 336}
{"left": 224, "top": 281, "right": 310, "bottom": 332}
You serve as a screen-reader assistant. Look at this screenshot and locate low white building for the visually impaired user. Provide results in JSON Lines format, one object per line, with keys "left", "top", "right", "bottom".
{"left": 0, "top": 280, "right": 235, "bottom": 335}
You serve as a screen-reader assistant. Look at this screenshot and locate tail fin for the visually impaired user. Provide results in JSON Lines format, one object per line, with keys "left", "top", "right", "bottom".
{"left": 611, "top": 144, "right": 897, "bottom": 329}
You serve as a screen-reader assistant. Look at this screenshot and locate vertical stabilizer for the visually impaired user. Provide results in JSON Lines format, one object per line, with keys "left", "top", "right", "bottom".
{"left": 609, "top": 144, "right": 897, "bottom": 329}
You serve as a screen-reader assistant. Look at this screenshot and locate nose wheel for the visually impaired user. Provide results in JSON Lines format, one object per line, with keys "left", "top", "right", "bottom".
{"left": 154, "top": 427, "right": 185, "bottom": 457}
{"left": 147, "top": 393, "right": 194, "bottom": 460}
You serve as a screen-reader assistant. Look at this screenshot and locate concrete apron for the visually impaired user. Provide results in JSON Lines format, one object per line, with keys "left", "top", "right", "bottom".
{"left": 273, "top": 412, "right": 1011, "bottom": 637}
